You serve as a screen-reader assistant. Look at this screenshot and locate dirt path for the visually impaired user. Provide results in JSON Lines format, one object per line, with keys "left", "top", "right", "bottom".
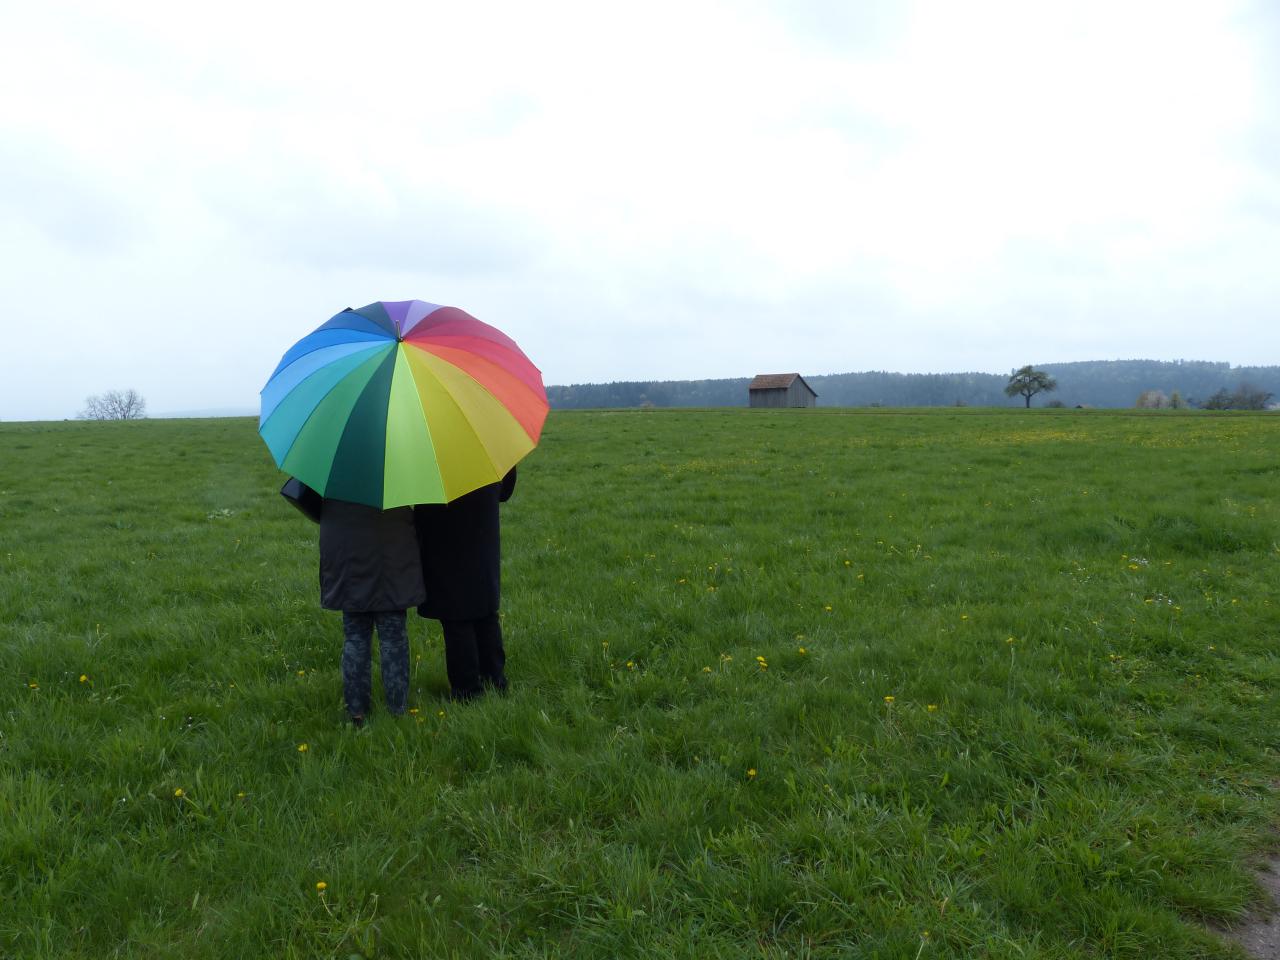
{"left": 1226, "top": 855, "right": 1280, "bottom": 959}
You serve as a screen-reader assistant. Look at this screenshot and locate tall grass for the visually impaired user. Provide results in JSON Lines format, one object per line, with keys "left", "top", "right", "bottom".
{"left": 1, "top": 408, "right": 1276, "bottom": 958}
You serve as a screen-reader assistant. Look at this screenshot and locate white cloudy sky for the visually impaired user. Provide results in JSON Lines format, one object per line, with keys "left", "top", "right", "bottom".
{"left": 2, "top": 0, "right": 1277, "bottom": 420}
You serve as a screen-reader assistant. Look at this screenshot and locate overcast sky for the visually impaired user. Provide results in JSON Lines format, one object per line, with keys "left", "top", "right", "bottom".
{"left": 2, "top": 0, "right": 1277, "bottom": 420}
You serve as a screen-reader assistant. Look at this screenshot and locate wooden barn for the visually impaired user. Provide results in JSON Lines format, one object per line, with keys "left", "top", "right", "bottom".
{"left": 748, "top": 373, "right": 818, "bottom": 408}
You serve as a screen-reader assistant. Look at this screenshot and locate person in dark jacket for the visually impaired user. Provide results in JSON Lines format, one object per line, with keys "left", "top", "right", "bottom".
{"left": 414, "top": 468, "right": 516, "bottom": 701}
{"left": 318, "top": 496, "right": 427, "bottom": 725}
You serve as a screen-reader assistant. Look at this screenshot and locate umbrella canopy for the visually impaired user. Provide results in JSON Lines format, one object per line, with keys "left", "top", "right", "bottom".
{"left": 259, "top": 300, "right": 547, "bottom": 508}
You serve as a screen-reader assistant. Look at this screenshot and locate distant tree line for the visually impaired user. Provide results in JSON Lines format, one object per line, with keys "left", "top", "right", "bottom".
{"left": 547, "top": 360, "right": 1280, "bottom": 410}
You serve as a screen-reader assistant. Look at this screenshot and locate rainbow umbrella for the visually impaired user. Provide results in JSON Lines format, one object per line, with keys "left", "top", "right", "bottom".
{"left": 259, "top": 300, "right": 547, "bottom": 508}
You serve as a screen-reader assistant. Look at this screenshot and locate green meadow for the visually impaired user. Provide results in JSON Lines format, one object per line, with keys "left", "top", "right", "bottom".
{"left": 1, "top": 408, "right": 1277, "bottom": 959}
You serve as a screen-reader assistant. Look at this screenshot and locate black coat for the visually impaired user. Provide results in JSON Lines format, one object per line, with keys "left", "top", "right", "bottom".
{"left": 318, "top": 499, "right": 427, "bottom": 612}
{"left": 414, "top": 469, "right": 516, "bottom": 621}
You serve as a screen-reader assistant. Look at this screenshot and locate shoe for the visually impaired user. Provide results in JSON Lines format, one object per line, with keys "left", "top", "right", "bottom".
{"left": 350, "top": 714, "right": 365, "bottom": 728}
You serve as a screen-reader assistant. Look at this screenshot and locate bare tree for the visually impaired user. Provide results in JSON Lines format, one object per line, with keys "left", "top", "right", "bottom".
{"left": 1135, "top": 389, "right": 1169, "bottom": 409}
{"left": 1199, "top": 383, "right": 1274, "bottom": 411}
{"left": 79, "top": 389, "right": 147, "bottom": 421}
{"left": 1232, "top": 382, "right": 1274, "bottom": 411}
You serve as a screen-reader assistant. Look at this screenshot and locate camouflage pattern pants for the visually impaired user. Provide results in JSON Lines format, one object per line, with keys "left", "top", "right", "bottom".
{"left": 341, "top": 611, "right": 409, "bottom": 716}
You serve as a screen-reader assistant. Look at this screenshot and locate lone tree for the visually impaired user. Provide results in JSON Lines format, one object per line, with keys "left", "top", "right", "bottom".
{"left": 79, "top": 389, "right": 147, "bottom": 421}
{"left": 1004, "top": 366, "right": 1058, "bottom": 408}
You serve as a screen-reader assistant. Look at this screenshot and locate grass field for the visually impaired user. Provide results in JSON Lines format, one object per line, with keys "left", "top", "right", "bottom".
{"left": 1, "top": 408, "right": 1277, "bottom": 959}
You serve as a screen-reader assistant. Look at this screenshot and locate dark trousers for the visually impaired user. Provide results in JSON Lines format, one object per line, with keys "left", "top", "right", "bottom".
{"left": 341, "top": 610, "right": 409, "bottom": 716}
{"left": 441, "top": 612, "right": 506, "bottom": 699}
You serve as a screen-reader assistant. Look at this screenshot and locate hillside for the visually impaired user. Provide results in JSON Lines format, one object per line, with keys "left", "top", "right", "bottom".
{"left": 548, "top": 359, "right": 1280, "bottom": 409}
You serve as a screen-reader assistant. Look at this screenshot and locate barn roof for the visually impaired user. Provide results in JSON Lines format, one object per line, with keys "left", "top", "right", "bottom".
{"left": 748, "top": 373, "right": 818, "bottom": 395}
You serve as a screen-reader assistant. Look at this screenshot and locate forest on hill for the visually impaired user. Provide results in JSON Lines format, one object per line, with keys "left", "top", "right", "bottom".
{"left": 546, "top": 359, "right": 1280, "bottom": 410}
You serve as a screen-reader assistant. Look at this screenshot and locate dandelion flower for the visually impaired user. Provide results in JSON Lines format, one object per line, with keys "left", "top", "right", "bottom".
{"left": 798, "top": 647, "right": 807, "bottom": 655}
{"left": 28, "top": 682, "right": 38, "bottom": 689}
{"left": 927, "top": 704, "right": 938, "bottom": 712}
{"left": 883, "top": 695, "right": 895, "bottom": 704}
{"left": 174, "top": 788, "right": 185, "bottom": 798}
{"left": 437, "top": 710, "right": 446, "bottom": 718}
{"left": 297, "top": 743, "right": 309, "bottom": 753}
{"left": 702, "top": 666, "right": 712, "bottom": 673}
{"left": 79, "top": 674, "right": 89, "bottom": 683}
{"left": 316, "top": 881, "right": 327, "bottom": 893}
{"left": 409, "top": 707, "right": 419, "bottom": 715}
{"left": 823, "top": 605, "right": 832, "bottom": 612}
{"left": 236, "top": 791, "right": 246, "bottom": 798}
{"left": 747, "top": 768, "right": 757, "bottom": 779}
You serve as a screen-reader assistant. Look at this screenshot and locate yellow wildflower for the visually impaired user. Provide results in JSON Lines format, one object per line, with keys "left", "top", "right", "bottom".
{"left": 316, "top": 881, "right": 327, "bottom": 893}
{"left": 174, "top": 788, "right": 184, "bottom": 798}
{"left": 883, "top": 695, "right": 895, "bottom": 704}
{"left": 297, "top": 743, "right": 309, "bottom": 753}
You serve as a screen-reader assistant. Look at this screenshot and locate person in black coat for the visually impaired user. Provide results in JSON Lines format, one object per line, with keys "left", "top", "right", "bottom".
{"left": 414, "top": 468, "right": 516, "bottom": 700}
{"left": 318, "top": 496, "right": 427, "bottom": 725}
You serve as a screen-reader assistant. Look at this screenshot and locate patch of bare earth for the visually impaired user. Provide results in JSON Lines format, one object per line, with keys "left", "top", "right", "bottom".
{"left": 1223, "top": 854, "right": 1280, "bottom": 958}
